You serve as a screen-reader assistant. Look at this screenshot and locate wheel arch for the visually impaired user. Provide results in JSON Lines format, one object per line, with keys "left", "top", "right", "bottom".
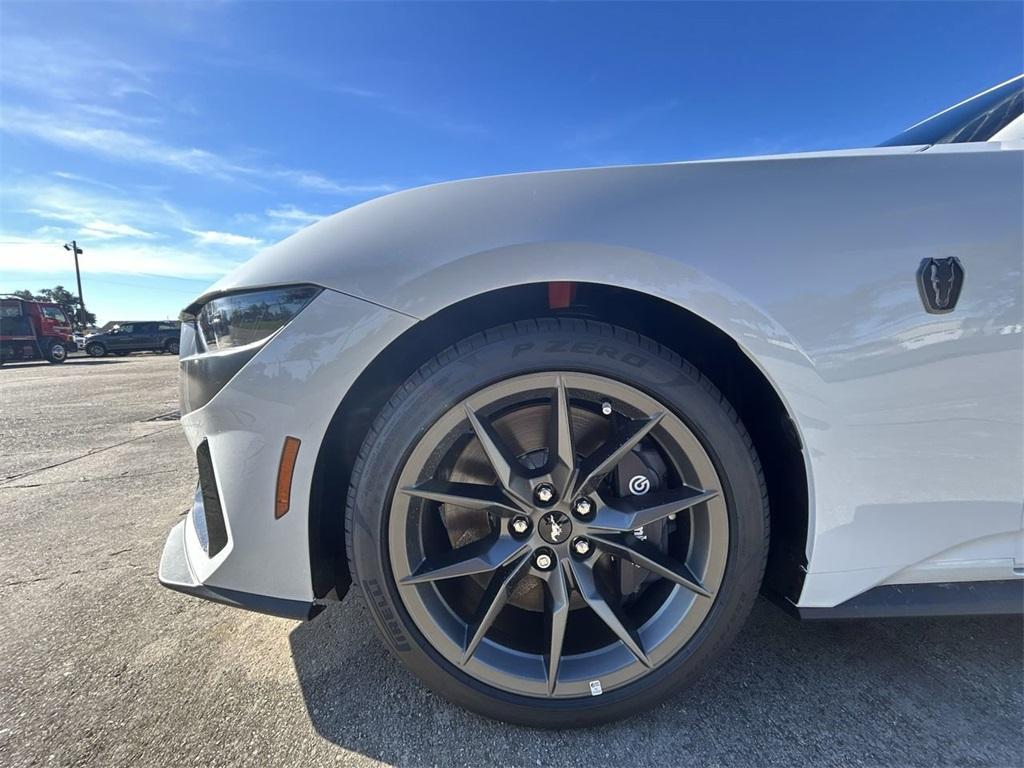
{"left": 309, "top": 282, "right": 811, "bottom": 605}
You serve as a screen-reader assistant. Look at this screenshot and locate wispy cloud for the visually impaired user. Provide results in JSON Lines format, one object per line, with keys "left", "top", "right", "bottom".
{"left": 0, "top": 35, "right": 155, "bottom": 104}
{"left": 263, "top": 204, "right": 331, "bottom": 235}
{"left": 185, "top": 228, "right": 262, "bottom": 247}
{"left": 75, "top": 103, "right": 163, "bottom": 126}
{"left": 81, "top": 220, "right": 156, "bottom": 240}
{"left": 0, "top": 234, "right": 241, "bottom": 279}
{"left": 0, "top": 177, "right": 257, "bottom": 280}
{"left": 2, "top": 106, "right": 244, "bottom": 179}
{"left": 7, "top": 178, "right": 186, "bottom": 238}
{"left": 51, "top": 171, "right": 124, "bottom": 191}
{"left": 266, "top": 205, "right": 327, "bottom": 225}
{"left": 272, "top": 170, "right": 396, "bottom": 196}
{"left": 1, "top": 105, "right": 395, "bottom": 196}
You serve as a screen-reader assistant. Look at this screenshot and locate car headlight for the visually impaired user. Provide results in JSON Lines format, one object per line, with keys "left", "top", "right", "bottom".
{"left": 183, "top": 284, "right": 321, "bottom": 353}
{"left": 178, "top": 284, "right": 322, "bottom": 414}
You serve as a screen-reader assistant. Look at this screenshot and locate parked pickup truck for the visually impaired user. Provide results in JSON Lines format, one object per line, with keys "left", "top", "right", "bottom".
{"left": 0, "top": 295, "right": 74, "bottom": 364}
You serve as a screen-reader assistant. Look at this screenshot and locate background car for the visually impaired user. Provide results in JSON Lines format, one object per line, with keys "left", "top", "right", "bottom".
{"left": 84, "top": 321, "right": 181, "bottom": 357}
{"left": 160, "top": 75, "right": 1023, "bottom": 726}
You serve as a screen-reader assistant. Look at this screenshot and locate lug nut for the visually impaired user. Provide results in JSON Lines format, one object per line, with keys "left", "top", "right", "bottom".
{"left": 510, "top": 516, "right": 530, "bottom": 536}
{"left": 534, "top": 483, "right": 556, "bottom": 505}
{"left": 573, "top": 537, "right": 591, "bottom": 557}
{"left": 572, "top": 498, "right": 593, "bottom": 518}
{"left": 534, "top": 552, "right": 554, "bottom": 570}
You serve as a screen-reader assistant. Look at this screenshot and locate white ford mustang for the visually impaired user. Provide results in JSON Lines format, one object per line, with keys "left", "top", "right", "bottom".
{"left": 159, "top": 76, "right": 1023, "bottom": 726}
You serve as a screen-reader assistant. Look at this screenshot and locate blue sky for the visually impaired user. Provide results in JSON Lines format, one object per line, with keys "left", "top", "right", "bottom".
{"left": 1, "top": 1, "right": 1021, "bottom": 323}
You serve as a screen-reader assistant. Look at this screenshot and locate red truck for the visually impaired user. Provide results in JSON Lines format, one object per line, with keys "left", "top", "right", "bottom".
{"left": 0, "top": 295, "right": 75, "bottom": 364}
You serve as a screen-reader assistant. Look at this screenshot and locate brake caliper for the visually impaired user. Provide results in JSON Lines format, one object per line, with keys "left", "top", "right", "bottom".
{"left": 612, "top": 441, "right": 671, "bottom": 599}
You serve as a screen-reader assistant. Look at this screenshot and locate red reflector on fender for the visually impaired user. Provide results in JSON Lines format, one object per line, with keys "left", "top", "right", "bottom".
{"left": 548, "top": 281, "right": 576, "bottom": 309}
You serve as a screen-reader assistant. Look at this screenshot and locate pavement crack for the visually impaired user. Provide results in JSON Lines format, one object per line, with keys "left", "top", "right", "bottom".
{"left": 0, "top": 575, "right": 51, "bottom": 588}
{"left": 1, "top": 561, "right": 146, "bottom": 591}
{"left": 0, "top": 426, "right": 178, "bottom": 486}
{"left": 1, "top": 468, "right": 182, "bottom": 489}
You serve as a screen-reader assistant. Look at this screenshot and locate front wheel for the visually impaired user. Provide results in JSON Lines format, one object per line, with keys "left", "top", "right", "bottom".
{"left": 165, "top": 340, "right": 180, "bottom": 355}
{"left": 346, "top": 319, "right": 768, "bottom": 726}
{"left": 86, "top": 342, "right": 106, "bottom": 357}
{"left": 46, "top": 341, "right": 67, "bottom": 364}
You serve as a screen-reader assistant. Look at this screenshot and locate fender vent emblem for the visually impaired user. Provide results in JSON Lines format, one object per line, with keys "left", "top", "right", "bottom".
{"left": 917, "top": 257, "right": 964, "bottom": 314}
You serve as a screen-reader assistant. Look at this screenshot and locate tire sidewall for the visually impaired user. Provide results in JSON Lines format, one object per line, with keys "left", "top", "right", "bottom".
{"left": 349, "top": 321, "right": 766, "bottom": 726}
{"left": 86, "top": 342, "right": 106, "bottom": 357}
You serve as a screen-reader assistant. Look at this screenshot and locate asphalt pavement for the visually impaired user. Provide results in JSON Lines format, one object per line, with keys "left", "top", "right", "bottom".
{"left": 1, "top": 354, "right": 1021, "bottom": 767}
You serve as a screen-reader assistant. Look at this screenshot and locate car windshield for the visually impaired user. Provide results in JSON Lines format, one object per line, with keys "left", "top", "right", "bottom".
{"left": 879, "top": 75, "right": 1023, "bottom": 147}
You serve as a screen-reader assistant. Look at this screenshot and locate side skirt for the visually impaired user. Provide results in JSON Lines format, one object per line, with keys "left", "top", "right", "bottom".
{"left": 774, "top": 579, "right": 1024, "bottom": 620}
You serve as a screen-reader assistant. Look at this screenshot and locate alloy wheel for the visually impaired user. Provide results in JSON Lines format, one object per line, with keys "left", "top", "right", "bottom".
{"left": 389, "top": 372, "right": 729, "bottom": 698}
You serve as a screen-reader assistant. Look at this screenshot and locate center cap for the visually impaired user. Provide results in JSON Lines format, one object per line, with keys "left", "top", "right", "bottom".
{"left": 538, "top": 511, "right": 572, "bottom": 545}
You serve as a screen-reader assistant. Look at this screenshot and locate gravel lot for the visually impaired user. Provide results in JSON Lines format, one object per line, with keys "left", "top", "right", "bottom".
{"left": 1, "top": 354, "right": 1021, "bottom": 767}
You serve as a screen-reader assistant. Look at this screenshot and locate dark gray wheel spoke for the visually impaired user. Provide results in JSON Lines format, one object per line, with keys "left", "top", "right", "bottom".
{"left": 589, "top": 485, "right": 719, "bottom": 533}
{"left": 590, "top": 533, "right": 713, "bottom": 598}
{"left": 543, "top": 562, "right": 571, "bottom": 693}
{"left": 461, "top": 554, "right": 532, "bottom": 664}
{"left": 402, "top": 533, "right": 528, "bottom": 585}
{"left": 574, "top": 412, "right": 664, "bottom": 494}
{"left": 464, "top": 403, "right": 532, "bottom": 505}
{"left": 568, "top": 558, "right": 650, "bottom": 667}
{"left": 546, "top": 376, "right": 577, "bottom": 495}
{"left": 400, "top": 478, "right": 523, "bottom": 516}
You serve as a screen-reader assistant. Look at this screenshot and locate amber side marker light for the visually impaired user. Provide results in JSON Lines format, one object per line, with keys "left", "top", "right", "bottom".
{"left": 275, "top": 436, "right": 301, "bottom": 519}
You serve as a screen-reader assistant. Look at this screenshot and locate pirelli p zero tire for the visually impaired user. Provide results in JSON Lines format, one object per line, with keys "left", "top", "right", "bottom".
{"left": 346, "top": 319, "right": 768, "bottom": 727}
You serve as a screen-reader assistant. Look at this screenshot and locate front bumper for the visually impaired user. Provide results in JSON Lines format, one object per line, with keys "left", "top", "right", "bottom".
{"left": 159, "top": 520, "right": 321, "bottom": 620}
{"left": 156, "top": 288, "right": 416, "bottom": 616}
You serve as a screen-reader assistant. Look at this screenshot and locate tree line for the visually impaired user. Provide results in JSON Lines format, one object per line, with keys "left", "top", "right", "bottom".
{"left": 10, "top": 285, "right": 96, "bottom": 326}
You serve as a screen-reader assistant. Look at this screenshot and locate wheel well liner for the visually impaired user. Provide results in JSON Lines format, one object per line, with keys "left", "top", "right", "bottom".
{"left": 309, "top": 282, "right": 809, "bottom": 603}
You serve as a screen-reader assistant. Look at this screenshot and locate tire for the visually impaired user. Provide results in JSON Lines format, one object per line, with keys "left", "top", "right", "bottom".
{"left": 165, "top": 340, "right": 180, "bottom": 355}
{"left": 346, "top": 319, "right": 768, "bottom": 727}
{"left": 46, "top": 340, "right": 68, "bottom": 364}
{"left": 86, "top": 342, "right": 106, "bottom": 357}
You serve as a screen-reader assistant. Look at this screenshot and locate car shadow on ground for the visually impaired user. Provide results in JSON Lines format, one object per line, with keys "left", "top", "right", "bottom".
{"left": 289, "top": 596, "right": 1023, "bottom": 767}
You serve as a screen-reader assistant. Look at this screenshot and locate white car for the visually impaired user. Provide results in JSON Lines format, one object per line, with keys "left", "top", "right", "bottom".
{"left": 160, "top": 76, "right": 1023, "bottom": 726}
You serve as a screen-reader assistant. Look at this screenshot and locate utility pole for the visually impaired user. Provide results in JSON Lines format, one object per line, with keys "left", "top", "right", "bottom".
{"left": 63, "top": 240, "right": 87, "bottom": 328}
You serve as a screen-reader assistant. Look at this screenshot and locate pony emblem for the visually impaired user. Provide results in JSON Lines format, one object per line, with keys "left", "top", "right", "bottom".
{"left": 916, "top": 257, "right": 964, "bottom": 314}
